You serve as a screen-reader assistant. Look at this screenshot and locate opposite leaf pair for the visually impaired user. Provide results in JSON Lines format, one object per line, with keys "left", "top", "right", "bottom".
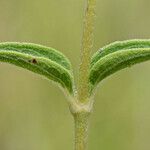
{"left": 0, "top": 39, "right": 150, "bottom": 97}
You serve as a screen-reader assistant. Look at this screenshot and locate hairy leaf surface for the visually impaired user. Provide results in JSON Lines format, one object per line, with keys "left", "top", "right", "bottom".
{"left": 91, "top": 39, "right": 150, "bottom": 67}
{"left": 90, "top": 40, "right": 150, "bottom": 94}
{"left": 0, "top": 42, "right": 74, "bottom": 94}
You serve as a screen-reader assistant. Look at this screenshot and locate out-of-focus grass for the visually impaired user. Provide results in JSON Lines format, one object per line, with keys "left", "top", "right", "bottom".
{"left": 0, "top": 0, "right": 150, "bottom": 150}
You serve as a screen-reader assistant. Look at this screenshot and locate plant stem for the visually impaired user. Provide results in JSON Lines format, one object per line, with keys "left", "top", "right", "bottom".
{"left": 78, "top": 0, "right": 96, "bottom": 103}
{"left": 72, "top": 0, "right": 96, "bottom": 150}
{"left": 74, "top": 112, "right": 90, "bottom": 150}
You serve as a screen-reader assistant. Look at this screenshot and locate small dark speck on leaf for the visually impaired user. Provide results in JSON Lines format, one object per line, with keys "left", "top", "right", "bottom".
{"left": 32, "top": 59, "right": 37, "bottom": 64}
{"left": 28, "top": 58, "right": 37, "bottom": 64}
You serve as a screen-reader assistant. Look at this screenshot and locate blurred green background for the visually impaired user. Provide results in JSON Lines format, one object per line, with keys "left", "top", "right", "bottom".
{"left": 0, "top": 0, "right": 150, "bottom": 149}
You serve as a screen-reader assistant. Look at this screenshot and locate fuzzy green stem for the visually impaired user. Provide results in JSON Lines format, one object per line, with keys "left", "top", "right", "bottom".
{"left": 74, "top": 112, "right": 90, "bottom": 150}
{"left": 78, "top": 0, "right": 96, "bottom": 103}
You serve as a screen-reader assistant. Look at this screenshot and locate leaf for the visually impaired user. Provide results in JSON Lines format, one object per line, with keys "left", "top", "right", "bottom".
{"left": 89, "top": 39, "right": 150, "bottom": 94}
{"left": 91, "top": 39, "right": 150, "bottom": 67}
{"left": 0, "top": 42, "right": 74, "bottom": 94}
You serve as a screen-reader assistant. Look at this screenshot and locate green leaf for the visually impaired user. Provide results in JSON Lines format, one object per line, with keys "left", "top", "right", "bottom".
{"left": 89, "top": 39, "right": 150, "bottom": 94}
{"left": 0, "top": 42, "right": 74, "bottom": 94}
{"left": 91, "top": 39, "right": 150, "bottom": 67}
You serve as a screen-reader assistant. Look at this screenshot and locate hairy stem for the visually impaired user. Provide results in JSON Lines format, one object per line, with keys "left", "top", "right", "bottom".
{"left": 78, "top": 0, "right": 96, "bottom": 103}
{"left": 72, "top": 0, "right": 96, "bottom": 150}
{"left": 74, "top": 112, "right": 90, "bottom": 150}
